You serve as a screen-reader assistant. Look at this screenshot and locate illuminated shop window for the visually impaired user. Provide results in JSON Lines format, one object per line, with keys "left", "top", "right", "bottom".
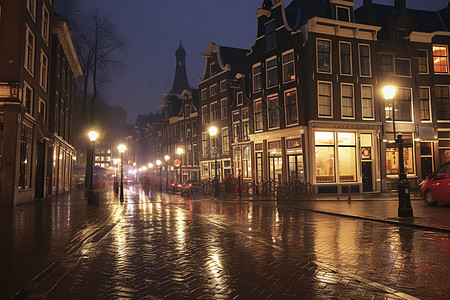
{"left": 315, "top": 132, "right": 335, "bottom": 183}
{"left": 385, "top": 133, "right": 414, "bottom": 175}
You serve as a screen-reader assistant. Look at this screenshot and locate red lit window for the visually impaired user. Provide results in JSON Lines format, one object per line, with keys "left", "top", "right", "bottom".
{"left": 433, "top": 45, "right": 448, "bottom": 73}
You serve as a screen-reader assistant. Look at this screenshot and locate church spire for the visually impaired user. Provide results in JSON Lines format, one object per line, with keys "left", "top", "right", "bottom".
{"left": 170, "top": 41, "right": 190, "bottom": 95}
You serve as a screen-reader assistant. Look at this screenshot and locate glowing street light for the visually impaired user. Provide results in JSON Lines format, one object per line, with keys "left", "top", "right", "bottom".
{"left": 118, "top": 144, "right": 127, "bottom": 202}
{"left": 87, "top": 130, "right": 99, "bottom": 198}
{"left": 209, "top": 126, "right": 219, "bottom": 196}
{"left": 383, "top": 85, "right": 413, "bottom": 218}
{"left": 156, "top": 159, "right": 162, "bottom": 191}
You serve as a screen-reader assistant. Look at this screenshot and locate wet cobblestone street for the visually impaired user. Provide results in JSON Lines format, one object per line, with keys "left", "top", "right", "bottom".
{"left": 1, "top": 187, "right": 450, "bottom": 299}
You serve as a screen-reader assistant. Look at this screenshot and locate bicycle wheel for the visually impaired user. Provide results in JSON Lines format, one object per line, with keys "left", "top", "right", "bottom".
{"left": 203, "top": 183, "right": 212, "bottom": 195}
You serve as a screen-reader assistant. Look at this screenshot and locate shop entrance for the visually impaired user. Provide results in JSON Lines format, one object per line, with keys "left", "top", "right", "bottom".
{"left": 362, "top": 162, "right": 373, "bottom": 192}
{"left": 269, "top": 156, "right": 282, "bottom": 184}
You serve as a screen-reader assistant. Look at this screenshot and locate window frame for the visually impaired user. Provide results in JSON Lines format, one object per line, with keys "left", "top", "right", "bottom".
{"left": 282, "top": 49, "right": 295, "bottom": 84}
{"left": 41, "top": 4, "right": 50, "bottom": 44}
{"left": 23, "top": 81, "right": 34, "bottom": 115}
{"left": 394, "top": 58, "right": 412, "bottom": 77}
{"left": 38, "top": 98, "right": 46, "bottom": 124}
{"left": 267, "top": 94, "right": 280, "bottom": 130}
{"left": 222, "top": 127, "right": 230, "bottom": 154}
{"left": 210, "top": 62, "right": 216, "bottom": 76}
{"left": 340, "top": 83, "right": 355, "bottom": 119}
{"left": 210, "top": 101, "right": 219, "bottom": 122}
{"left": 317, "top": 38, "right": 332, "bottom": 74}
{"left": 201, "top": 105, "right": 209, "bottom": 124}
{"left": 265, "top": 20, "right": 277, "bottom": 51}
{"left": 284, "top": 88, "right": 299, "bottom": 127}
{"left": 201, "top": 88, "right": 207, "bottom": 100}
{"left": 24, "top": 24, "right": 35, "bottom": 76}
{"left": 419, "top": 86, "right": 432, "bottom": 123}
{"left": 336, "top": 5, "right": 350, "bottom": 22}
{"left": 317, "top": 81, "right": 333, "bottom": 118}
{"left": 266, "top": 56, "right": 278, "bottom": 89}
{"left": 27, "top": 0, "right": 36, "bottom": 21}
{"left": 435, "top": 85, "right": 450, "bottom": 122}
{"left": 210, "top": 84, "right": 217, "bottom": 96}
{"left": 253, "top": 63, "right": 262, "bottom": 93}
{"left": 221, "top": 98, "right": 228, "bottom": 119}
{"left": 254, "top": 99, "right": 264, "bottom": 132}
{"left": 417, "top": 49, "right": 429, "bottom": 74}
{"left": 361, "top": 85, "right": 374, "bottom": 120}
{"left": 40, "top": 50, "right": 48, "bottom": 91}
{"left": 433, "top": 44, "right": 449, "bottom": 74}
{"left": 339, "top": 41, "right": 352, "bottom": 76}
{"left": 385, "top": 87, "right": 414, "bottom": 123}
{"left": 358, "top": 43, "right": 372, "bottom": 77}
{"left": 202, "top": 132, "right": 209, "bottom": 156}
{"left": 220, "top": 79, "right": 227, "bottom": 92}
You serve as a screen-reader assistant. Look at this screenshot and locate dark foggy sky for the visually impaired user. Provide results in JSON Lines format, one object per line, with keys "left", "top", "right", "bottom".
{"left": 77, "top": 0, "right": 449, "bottom": 123}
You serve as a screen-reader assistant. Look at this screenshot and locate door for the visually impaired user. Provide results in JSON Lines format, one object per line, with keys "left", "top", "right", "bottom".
{"left": 35, "top": 141, "right": 45, "bottom": 199}
{"left": 421, "top": 157, "right": 433, "bottom": 180}
{"left": 269, "top": 156, "right": 282, "bottom": 184}
{"left": 362, "top": 162, "right": 373, "bottom": 192}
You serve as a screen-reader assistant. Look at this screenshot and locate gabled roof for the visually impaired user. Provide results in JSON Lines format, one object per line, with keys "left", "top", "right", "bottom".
{"left": 219, "top": 46, "right": 249, "bottom": 76}
{"left": 284, "top": 0, "right": 332, "bottom": 29}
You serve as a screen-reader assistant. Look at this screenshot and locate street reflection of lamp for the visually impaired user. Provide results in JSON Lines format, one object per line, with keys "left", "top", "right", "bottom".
{"left": 177, "top": 147, "right": 184, "bottom": 184}
{"left": 118, "top": 144, "right": 127, "bottom": 202}
{"left": 87, "top": 131, "right": 99, "bottom": 195}
{"left": 164, "top": 155, "right": 170, "bottom": 191}
{"left": 156, "top": 159, "right": 162, "bottom": 191}
{"left": 383, "top": 85, "right": 413, "bottom": 218}
{"left": 113, "top": 158, "right": 120, "bottom": 194}
{"left": 209, "top": 126, "right": 219, "bottom": 196}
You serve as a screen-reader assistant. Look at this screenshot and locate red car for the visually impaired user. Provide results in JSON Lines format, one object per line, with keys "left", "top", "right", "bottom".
{"left": 421, "top": 162, "right": 450, "bottom": 205}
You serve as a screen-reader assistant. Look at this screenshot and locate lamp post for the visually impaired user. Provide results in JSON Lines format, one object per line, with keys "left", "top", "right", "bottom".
{"left": 209, "top": 126, "right": 219, "bottom": 196}
{"left": 87, "top": 131, "right": 99, "bottom": 194}
{"left": 113, "top": 158, "right": 120, "bottom": 194}
{"left": 164, "top": 155, "right": 170, "bottom": 191}
{"left": 177, "top": 147, "right": 184, "bottom": 184}
{"left": 118, "top": 144, "right": 127, "bottom": 202}
{"left": 156, "top": 159, "right": 162, "bottom": 191}
{"left": 383, "top": 85, "right": 413, "bottom": 218}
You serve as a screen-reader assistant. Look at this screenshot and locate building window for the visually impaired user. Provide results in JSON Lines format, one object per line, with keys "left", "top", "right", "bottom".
{"left": 361, "top": 85, "right": 374, "bottom": 119}
{"left": 285, "top": 90, "right": 298, "bottom": 126}
{"left": 341, "top": 84, "right": 354, "bottom": 118}
{"left": 386, "top": 133, "right": 414, "bottom": 175}
{"left": 318, "top": 82, "right": 332, "bottom": 117}
{"left": 210, "top": 102, "right": 219, "bottom": 122}
{"left": 201, "top": 88, "right": 207, "bottom": 100}
{"left": 27, "top": 0, "right": 36, "bottom": 20}
{"left": 232, "top": 111, "right": 241, "bottom": 143}
{"left": 282, "top": 51, "right": 295, "bottom": 83}
{"left": 41, "top": 4, "right": 49, "bottom": 43}
{"left": 336, "top": 6, "right": 350, "bottom": 22}
{"left": 438, "top": 131, "right": 450, "bottom": 163}
{"left": 339, "top": 42, "right": 352, "bottom": 75}
{"left": 433, "top": 45, "right": 448, "bottom": 73}
{"left": 23, "top": 82, "right": 33, "bottom": 114}
{"left": 420, "top": 87, "right": 431, "bottom": 121}
{"left": 220, "top": 79, "right": 227, "bottom": 92}
{"left": 202, "top": 132, "right": 209, "bottom": 156}
{"left": 359, "top": 44, "right": 371, "bottom": 76}
{"left": 210, "top": 84, "right": 217, "bottom": 96}
{"left": 222, "top": 127, "right": 229, "bottom": 154}
{"left": 265, "top": 20, "right": 277, "bottom": 50}
{"left": 417, "top": 50, "right": 428, "bottom": 74}
{"left": 380, "top": 53, "right": 394, "bottom": 73}
{"left": 315, "top": 132, "right": 335, "bottom": 183}
{"left": 210, "top": 62, "right": 216, "bottom": 76}
{"left": 221, "top": 98, "right": 228, "bottom": 119}
{"left": 242, "top": 146, "right": 252, "bottom": 179}
{"left": 337, "top": 132, "right": 356, "bottom": 182}
{"left": 436, "top": 86, "right": 450, "bottom": 120}
{"left": 19, "top": 124, "right": 33, "bottom": 189}
{"left": 38, "top": 98, "right": 46, "bottom": 124}
{"left": 253, "top": 63, "right": 262, "bottom": 93}
{"left": 25, "top": 25, "right": 35, "bottom": 75}
{"left": 192, "top": 120, "right": 197, "bottom": 136}
{"left": 237, "top": 92, "right": 243, "bottom": 106}
{"left": 254, "top": 100, "right": 263, "bottom": 131}
{"left": 317, "top": 39, "right": 331, "bottom": 73}
{"left": 243, "top": 120, "right": 249, "bottom": 141}
{"left": 395, "top": 58, "right": 411, "bottom": 76}
{"left": 256, "top": 152, "right": 263, "bottom": 184}
{"left": 201, "top": 162, "right": 209, "bottom": 177}
{"left": 385, "top": 88, "right": 412, "bottom": 122}
{"left": 40, "top": 51, "right": 48, "bottom": 91}
{"left": 266, "top": 57, "right": 278, "bottom": 88}
{"left": 201, "top": 106, "right": 209, "bottom": 124}
{"left": 268, "top": 95, "right": 280, "bottom": 129}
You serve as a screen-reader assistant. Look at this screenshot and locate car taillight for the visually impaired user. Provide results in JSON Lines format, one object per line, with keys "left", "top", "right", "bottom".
{"left": 189, "top": 183, "right": 192, "bottom": 187}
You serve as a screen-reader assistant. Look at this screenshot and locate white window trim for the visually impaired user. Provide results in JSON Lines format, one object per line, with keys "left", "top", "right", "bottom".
{"left": 237, "top": 91, "right": 243, "bottom": 106}
{"left": 40, "top": 50, "right": 48, "bottom": 91}
{"left": 252, "top": 63, "right": 262, "bottom": 93}
{"left": 242, "top": 108, "right": 249, "bottom": 120}
{"left": 38, "top": 98, "right": 46, "bottom": 124}
{"left": 419, "top": 86, "right": 432, "bottom": 123}
{"left": 210, "top": 101, "right": 218, "bottom": 122}
{"left": 210, "top": 84, "right": 218, "bottom": 96}
{"left": 358, "top": 43, "right": 372, "bottom": 77}
{"left": 266, "top": 56, "right": 278, "bottom": 89}
{"left": 221, "top": 97, "right": 228, "bottom": 120}
{"left": 41, "top": 4, "right": 49, "bottom": 44}
{"left": 433, "top": 44, "right": 450, "bottom": 75}
{"left": 340, "top": 83, "right": 355, "bottom": 119}
{"left": 417, "top": 49, "right": 429, "bottom": 74}
{"left": 27, "top": 0, "right": 36, "bottom": 22}
{"left": 201, "top": 105, "right": 208, "bottom": 124}
{"left": 361, "top": 85, "right": 375, "bottom": 121}
{"left": 201, "top": 88, "right": 207, "bottom": 100}
{"left": 435, "top": 85, "right": 450, "bottom": 122}
{"left": 284, "top": 88, "right": 299, "bottom": 127}
{"left": 394, "top": 58, "right": 412, "bottom": 78}
{"left": 316, "top": 38, "right": 332, "bottom": 74}
{"left": 385, "top": 87, "right": 414, "bottom": 124}
{"left": 339, "top": 41, "right": 353, "bottom": 76}
{"left": 220, "top": 79, "right": 227, "bottom": 92}
{"left": 335, "top": 5, "right": 351, "bottom": 22}
{"left": 254, "top": 98, "right": 264, "bottom": 133}
{"left": 221, "top": 127, "right": 229, "bottom": 154}
{"left": 24, "top": 24, "right": 35, "bottom": 76}
{"left": 282, "top": 49, "right": 295, "bottom": 84}
{"left": 267, "top": 93, "right": 280, "bottom": 130}
{"left": 23, "top": 81, "right": 34, "bottom": 116}
{"left": 317, "top": 81, "right": 333, "bottom": 118}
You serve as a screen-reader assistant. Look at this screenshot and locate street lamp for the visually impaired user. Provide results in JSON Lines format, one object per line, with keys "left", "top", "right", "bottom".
{"left": 87, "top": 131, "right": 99, "bottom": 195}
{"left": 164, "top": 155, "right": 170, "bottom": 191}
{"left": 177, "top": 147, "right": 184, "bottom": 184}
{"left": 383, "top": 85, "right": 413, "bottom": 218}
{"left": 113, "top": 158, "right": 120, "bottom": 194}
{"left": 118, "top": 144, "right": 127, "bottom": 202}
{"left": 156, "top": 159, "right": 162, "bottom": 191}
{"left": 209, "top": 126, "right": 219, "bottom": 196}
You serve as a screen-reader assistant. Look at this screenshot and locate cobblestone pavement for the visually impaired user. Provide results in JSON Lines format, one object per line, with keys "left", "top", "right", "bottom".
{"left": 1, "top": 187, "right": 450, "bottom": 299}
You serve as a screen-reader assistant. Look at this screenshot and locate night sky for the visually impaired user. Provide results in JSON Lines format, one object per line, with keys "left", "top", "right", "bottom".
{"left": 78, "top": 0, "right": 449, "bottom": 123}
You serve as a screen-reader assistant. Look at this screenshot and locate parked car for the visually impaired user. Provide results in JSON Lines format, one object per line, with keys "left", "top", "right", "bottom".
{"left": 421, "top": 162, "right": 450, "bottom": 205}
{"left": 169, "top": 182, "right": 183, "bottom": 194}
{"left": 180, "top": 180, "right": 202, "bottom": 196}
